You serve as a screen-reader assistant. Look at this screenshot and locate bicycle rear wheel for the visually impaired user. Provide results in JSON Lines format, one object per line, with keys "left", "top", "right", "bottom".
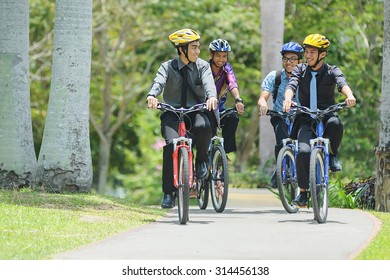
{"left": 177, "top": 147, "right": 190, "bottom": 224}
{"left": 210, "top": 145, "right": 228, "bottom": 213}
{"left": 276, "top": 146, "right": 299, "bottom": 213}
{"left": 197, "top": 179, "right": 209, "bottom": 210}
{"left": 309, "top": 148, "right": 328, "bottom": 223}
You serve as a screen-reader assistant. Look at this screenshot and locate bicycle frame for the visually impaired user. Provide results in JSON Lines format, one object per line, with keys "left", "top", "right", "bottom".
{"left": 172, "top": 118, "right": 194, "bottom": 188}
{"left": 157, "top": 102, "right": 206, "bottom": 189}
{"left": 267, "top": 109, "right": 298, "bottom": 181}
{"left": 296, "top": 103, "right": 346, "bottom": 186}
{"left": 309, "top": 120, "right": 331, "bottom": 186}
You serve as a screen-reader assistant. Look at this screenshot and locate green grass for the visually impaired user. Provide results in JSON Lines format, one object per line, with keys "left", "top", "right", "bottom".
{"left": 0, "top": 188, "right": 166, "bottom": 260}
{"left": 355, "top": 211, "right": 390, "bottom": 260}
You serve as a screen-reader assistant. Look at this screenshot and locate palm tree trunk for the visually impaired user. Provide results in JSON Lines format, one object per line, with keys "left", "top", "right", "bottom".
{"left": 259, "top": 0, "right": 285, "bottom": 170}
{"left": 0, "top": 0, "right": 37, "bottom": 188}
{"left": 375, "top": 0, "right": 390, "bottom": 212}
{"left": 36, "top": 0, "right": 93, "bottom": 192}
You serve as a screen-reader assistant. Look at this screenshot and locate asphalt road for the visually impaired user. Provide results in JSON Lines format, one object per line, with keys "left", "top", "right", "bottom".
{"left": 54, "top": 188, "right": 380, "bottom": 260}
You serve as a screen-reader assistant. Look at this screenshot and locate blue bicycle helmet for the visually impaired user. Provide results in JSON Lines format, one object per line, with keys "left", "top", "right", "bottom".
{"left": 281, "top": 42, "right": 304, "bottom": 58}
{"left": 209, "top": 39, "right": 231, "bottom": 52}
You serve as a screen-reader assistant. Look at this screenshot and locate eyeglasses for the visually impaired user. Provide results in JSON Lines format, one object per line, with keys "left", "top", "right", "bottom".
{"left": 282, "top": 57, "right": 299, "bottom": 63}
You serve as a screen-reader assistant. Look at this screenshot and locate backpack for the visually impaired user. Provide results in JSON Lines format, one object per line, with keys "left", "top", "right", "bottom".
{"left": 272, "top": 69, "right": 282, "bottom": 103}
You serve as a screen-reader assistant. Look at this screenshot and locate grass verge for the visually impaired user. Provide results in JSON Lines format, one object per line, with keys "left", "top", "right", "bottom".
{"left": 0, "top": 188, "right": 166, "bottom": 260}
{"left": 355, "top": 211, "right": 390, "bottom": 260}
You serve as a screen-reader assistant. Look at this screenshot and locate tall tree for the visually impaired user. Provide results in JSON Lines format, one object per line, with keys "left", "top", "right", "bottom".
{"left": 375, "top": 0, "right": 390, "bottom": 212}
{"left": 0, "top": 0, "right": 37, "bottom": 188}
{"left": 259, "top": 0, "right": 285, "bottom": 169}
{"left": 36, "top": 0, "right": 93, "bottom": 192}
{"left": 90, "top": 0, "right": 167, "bottom": 193}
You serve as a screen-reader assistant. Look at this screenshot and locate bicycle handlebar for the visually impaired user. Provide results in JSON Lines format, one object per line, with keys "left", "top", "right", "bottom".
{"left": 293, "top": 102, "right": 347, "bottom": 118}
{"left": 157, "top": 102, "right": 207, "bottom": 114}
{"left": 266, "top": 107, "right": 296, "bottom": 119}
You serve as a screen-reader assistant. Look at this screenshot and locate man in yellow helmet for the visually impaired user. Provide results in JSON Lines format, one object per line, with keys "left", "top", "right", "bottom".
{"left": 147, "top": 29, "right": 218, "bottom": 208}
{"left": 283, "top": 34, "right": 356, "bottom": 207}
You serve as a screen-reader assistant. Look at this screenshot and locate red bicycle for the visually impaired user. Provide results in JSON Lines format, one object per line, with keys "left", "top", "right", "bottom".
{"left": 157, "top": 102, "right": 207, "bottom": 224}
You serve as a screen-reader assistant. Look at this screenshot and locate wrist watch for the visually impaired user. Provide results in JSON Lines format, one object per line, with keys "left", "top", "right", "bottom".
{"left": 235, "top": 97, "right": 243, "bottom": 103}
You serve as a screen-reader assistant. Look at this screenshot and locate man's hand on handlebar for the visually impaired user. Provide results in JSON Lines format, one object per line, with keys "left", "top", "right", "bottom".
{"left": 147, "top": 95, "right": 158, "bottom": 109}
{"left": 206, "top": 97, "right": 218, "bottom": 111}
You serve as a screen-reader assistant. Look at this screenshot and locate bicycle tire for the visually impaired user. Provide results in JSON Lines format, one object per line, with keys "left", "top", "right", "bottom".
{"left": 197, "top": 179, "right": 209, "bottom": 210}
{"left": 210, "top": 145, "right": 228, "bottom": 213}
{"left": 276, "top": 146, "right": 299, "bottom": 213}
{"left": 177, "top": 147, "right": 190, "bottom": 224}
{"left": 309, "top": 148, "right": 328, "bottom": 223}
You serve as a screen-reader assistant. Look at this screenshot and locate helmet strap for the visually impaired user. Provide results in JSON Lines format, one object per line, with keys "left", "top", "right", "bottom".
{"left": 180, "top": 45, "right": 192, "bottom": 63}
{"left": 312, "top": 50, "right": 325, "bottom": 69}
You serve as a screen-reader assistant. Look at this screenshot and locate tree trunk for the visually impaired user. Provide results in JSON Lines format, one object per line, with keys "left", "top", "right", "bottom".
{"left": 97, "top": 137, "right": 112, "bottom": 193}
{"left": 259, "top": 0, "right": 285, "bottom": 170}
{"left": 236, "top": 107, "right": 260, "bottom": 171}
{"left": 36, "top": 0, "right": 93, "bottom": 193}
{"left": 0, "top": 0, "right": 37, "bottom": 189}
{"left": 375, "top": 0, "right": 390, "bottom": 212}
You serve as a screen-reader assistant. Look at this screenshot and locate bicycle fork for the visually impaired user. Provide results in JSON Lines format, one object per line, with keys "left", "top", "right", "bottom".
{"left": 172, "top": 137, "right": 193, "bottom": 188}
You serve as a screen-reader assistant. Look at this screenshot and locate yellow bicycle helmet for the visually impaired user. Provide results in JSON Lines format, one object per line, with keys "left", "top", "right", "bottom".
{"left": 303, "top": 34, "right": 330, "bottom": 51}
{"left": 168, "top": 29, "right": 201, "bottom": 47}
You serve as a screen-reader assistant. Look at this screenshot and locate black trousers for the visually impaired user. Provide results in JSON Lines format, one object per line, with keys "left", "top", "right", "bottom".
{"left": 270, "top": 116, "right": 289, "bottom": 160}
{"left": 296, "top": 115, "right": 343, "bottom": 189}
{"left": 220, "top": 110, "right": 239, "bottom": 154}
{"left": 160, "top": 111, "right": 213, "bottom": 194}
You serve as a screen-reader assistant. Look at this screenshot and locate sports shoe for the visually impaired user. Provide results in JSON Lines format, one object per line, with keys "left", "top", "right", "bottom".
{"left": 292, "top": 191, "right": 307, "bottom": 207}
{"left": 270, "top": 170, "right": 277, "bottom": 188}
{"left": 330, "top": 155, "right": 342, "bottom": 172}
{"left": 161, "top": 193, "right": 175, "bottom": 208}
{"left": 196, "top": 162, "right": 208, "bottom": 179}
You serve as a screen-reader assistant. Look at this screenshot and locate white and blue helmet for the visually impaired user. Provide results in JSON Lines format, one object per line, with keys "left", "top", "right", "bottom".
{"left": 209, "top": 39, "right": 231, "bottom": 52}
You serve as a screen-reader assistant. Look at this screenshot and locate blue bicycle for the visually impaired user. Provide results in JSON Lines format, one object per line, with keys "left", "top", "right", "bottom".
{"left": 295, "top": 102, "right": 347, "bottom": 223}
{"left": 267, "top": 109, "right": 299, "bottom": 213}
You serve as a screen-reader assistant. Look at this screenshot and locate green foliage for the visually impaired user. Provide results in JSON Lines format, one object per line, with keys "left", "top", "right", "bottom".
{"left": 28, "top": 0, "right": 385, "bottom": 197}
{"left": 328, "top": 177, "right": 375, "bottom": 209}
{"left": 285, "top": 0, "right": 383, "bottom": 180}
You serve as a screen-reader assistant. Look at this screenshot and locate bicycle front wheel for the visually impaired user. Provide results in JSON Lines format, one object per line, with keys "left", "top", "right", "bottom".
{"left": 177, "top": 147, "right": 190, "bottom": 224}
{"left": 276, "top": 146, "right": 299, "bottom": 213}
{"left": 197, "top": 179, "right": 209, "bottom": 210}
{"left": 309, "top": 148, "right": 328, "bottom": 223}
{"left": 210, "top": 145, "right": 228, "bottom": 213}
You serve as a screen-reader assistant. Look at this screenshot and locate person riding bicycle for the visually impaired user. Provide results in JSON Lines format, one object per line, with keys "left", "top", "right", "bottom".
{"left": 146, "top": 28, "right": 218, "bottom": 209}
{"left": 208, "top": 39, "right": 245, "bottom": 155}
{"left": 283, "top": 34, "right": 356, "bottom": 206}
{"left": 258, "top": 42, "right": 303, "bottom": 188}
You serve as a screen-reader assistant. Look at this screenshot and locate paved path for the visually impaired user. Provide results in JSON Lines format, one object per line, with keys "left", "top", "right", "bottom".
{"left": 54, "top": 188, "right": 380, "bottom": 260}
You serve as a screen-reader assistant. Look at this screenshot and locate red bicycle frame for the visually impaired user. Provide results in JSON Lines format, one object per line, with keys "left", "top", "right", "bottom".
{"left": 172, "top": 113, "right": 194, "bottom": 188}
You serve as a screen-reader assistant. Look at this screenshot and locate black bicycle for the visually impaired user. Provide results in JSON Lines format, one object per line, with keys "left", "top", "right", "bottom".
{"left": 197, "top": 108, "right": 236, "bottom": 212}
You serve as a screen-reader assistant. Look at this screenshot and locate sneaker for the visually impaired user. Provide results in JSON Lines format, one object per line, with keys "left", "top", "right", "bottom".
{"left": 195, "top": 161, "right": 208, "bottom": 179}
{"left": 161, "top": 193, "right": 175, "bottom": 208}
{"left": 330, "top": 155, "right": 342, "bottom": 172}
{"left": 270, "top": 170, "right": 277, "bottom": 188}
{"left": 292, "top": 191, "right": 307, "bottom": 207}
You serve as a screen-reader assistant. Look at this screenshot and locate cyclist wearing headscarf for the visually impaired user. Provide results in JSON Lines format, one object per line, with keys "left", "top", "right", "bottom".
{"left": 208, "top": 39, "right": 244, "bottom": 154}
